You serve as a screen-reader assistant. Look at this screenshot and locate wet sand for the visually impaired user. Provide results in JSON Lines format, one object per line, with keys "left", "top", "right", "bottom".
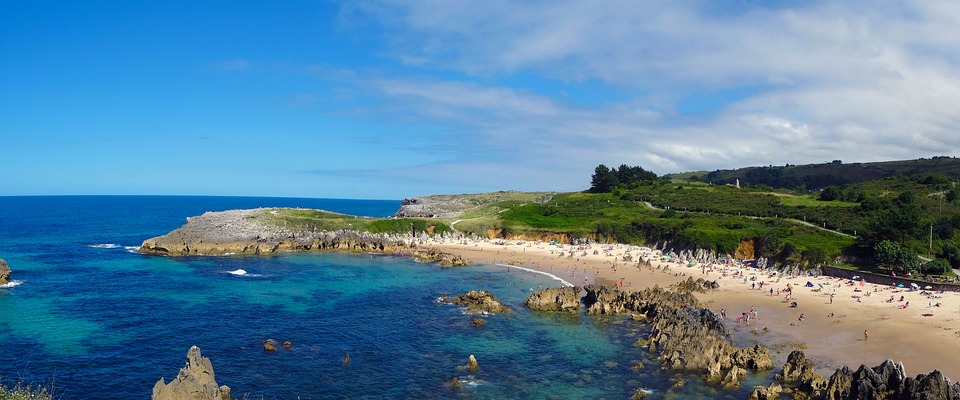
{"left": 425, "top": 238, "right": 960, "bottom": 381}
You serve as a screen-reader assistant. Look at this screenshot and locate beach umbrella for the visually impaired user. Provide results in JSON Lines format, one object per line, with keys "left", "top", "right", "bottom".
{"left": 897, "top": 284, "right": 904, "bottom": 288}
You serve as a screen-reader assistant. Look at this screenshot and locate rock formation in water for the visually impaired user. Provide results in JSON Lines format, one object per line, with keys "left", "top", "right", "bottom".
{"left": 524, "top": 286, "right": 581, "bottom": 311}
{"left": 138, "top": 209, "right": 409, "bottom": 256}
{"left": 579, "top": 282, "right": 772, "bottom": 384}
{"left": 0, "top": 258, "right": 10, "bottom": 285}
{"left": 450, "top": 290, "right": 510, "bottom": 314}
{"left": 412, "top": 248, "right": 472, "bottom": 267}
{"left": 152, "top": 346, "right": 229, "bottom": 400}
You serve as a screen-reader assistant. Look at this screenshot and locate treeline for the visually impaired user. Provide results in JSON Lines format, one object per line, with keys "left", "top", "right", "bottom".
{"left": 589, "top": 164, "right": 658, "bottom": 193}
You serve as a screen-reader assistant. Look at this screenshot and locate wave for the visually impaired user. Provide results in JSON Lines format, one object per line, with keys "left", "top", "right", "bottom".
{"left": 89, "top": 243, "right": 120, "bottom": 249}
{"left": 0, "top": 280, "right": 23, "bottom": 288}
{"left": 495, "top": 264, "right": 574, "bottom": 287}
{"left": 223, "top": 269, "right": 262, "bottom": 277}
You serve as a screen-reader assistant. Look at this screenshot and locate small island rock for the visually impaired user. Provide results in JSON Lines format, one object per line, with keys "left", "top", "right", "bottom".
{"left": 0, "top": 258, "right": 10, "bottom": 285}
{"left": 152, "top": 346, "right": 229, "bottom": 400}
{"left": 451, "top": 290, "right": 510, "bottom": 314}
{"left": 524, "top": 287, "right": 580, "bottom": 312}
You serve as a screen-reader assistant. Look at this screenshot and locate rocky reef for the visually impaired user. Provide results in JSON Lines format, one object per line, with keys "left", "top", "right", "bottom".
{"left": 758, "top": 349, "right": 960, "bottom": 400}
{"left": 412, "top": 248, "right": 472, "bottom": 267}
{"left": 527, "top": 279, "right": 772, "bottom": 389}
{"left": 523, "top": 286, "right": 581, "bottom": 312}
{"left": 449, "top": 290, "right": 510, "bottom": 314}
{"left": 152, "top": 346, "right": 230, "bottom": 400}
{"left": 0, "top": 258, "right": 10, "bottom": 285}
{"left": 139, "top": 209, "right": 409, "bottom": 256}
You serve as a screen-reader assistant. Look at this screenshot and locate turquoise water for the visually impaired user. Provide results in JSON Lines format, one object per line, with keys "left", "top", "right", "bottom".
{"left": 0, "top": 196, "right": 761, "bottom": 399}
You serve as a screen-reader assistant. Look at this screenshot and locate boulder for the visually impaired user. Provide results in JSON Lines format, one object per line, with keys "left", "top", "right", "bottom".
{"left": 465, "top": 354, "right": 479, "bottom": 372}
{"left": 451, "top": 290, "right": 510, "bottom": 314}
{"left": 776, "top": 350, "right": 825, "bottom": 394}
{"left": 152, "top": 346, "right": 229, "bottom": 400}
{"left": 523, "top": 287, "right": 580, "bottom": 312}
{"left": 282, "top": 341, "right": 292, "bottom": 350}
{"left": 720, "top": 366, "right": 747, "bottom": 389}
{"left": 0, "top": 258, "right": 10, "bottom": 285}
{"left": 747, "top": 383, "right": 782, "bottom": 400}
{"left": 263, "top": 340, "right": 277, "bottom": 352}
{"left": 413, "top": 248, "right": 471, "bottom": 267}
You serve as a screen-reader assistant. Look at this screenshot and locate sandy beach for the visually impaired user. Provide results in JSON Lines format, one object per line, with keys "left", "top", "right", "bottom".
{"left": 423, "top": 237, "right": 960, "bottom": 381}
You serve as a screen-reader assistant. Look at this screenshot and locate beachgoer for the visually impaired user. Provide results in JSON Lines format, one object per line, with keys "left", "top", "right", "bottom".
{"left": 864, "top": 329, "right": 868, "bottom": 341}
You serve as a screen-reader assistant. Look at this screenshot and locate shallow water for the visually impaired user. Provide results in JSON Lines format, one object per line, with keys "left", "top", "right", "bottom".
{"left": 0, "top": 196, "right": 766, "bottom": 399}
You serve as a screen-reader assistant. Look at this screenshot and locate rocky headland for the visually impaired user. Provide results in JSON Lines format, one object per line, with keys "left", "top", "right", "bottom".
{"left": 0, "top": 258, "right": 10, "bottom": 285}
{"left": 152, "top": 346, "right": 230, "bottom": 400}
{"left": 139, "top": 209, "right": 412, "bottom": 256}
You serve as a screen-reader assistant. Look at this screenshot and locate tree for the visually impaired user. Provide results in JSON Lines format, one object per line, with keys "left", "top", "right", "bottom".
{"left": 819, "top": 186, "right": 841, "bottom": 201}
{"left": 920, "top": 259, "right": 951, "bottom": 275}
{"left": 874, "top": 240, "right": 920, "bottom": 272}
{"left": 589, "top": 164, "right": 620, "bottom": 193}
{"left": 947, "top": 188, "right": 959, "bottom": 203}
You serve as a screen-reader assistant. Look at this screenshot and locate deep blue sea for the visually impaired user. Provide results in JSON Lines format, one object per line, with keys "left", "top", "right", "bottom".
{"left": 0, "top": 196, "right": 764, "bottom": 399}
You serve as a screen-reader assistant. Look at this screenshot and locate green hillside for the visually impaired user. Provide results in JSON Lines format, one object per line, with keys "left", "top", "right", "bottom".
{"left": 665, "top": 156, "right": 960, "bottom": 191}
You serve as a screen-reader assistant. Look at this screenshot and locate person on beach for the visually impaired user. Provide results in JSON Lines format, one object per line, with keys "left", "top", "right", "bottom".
{"left": 864, "top": 329, "right": 868, "bottom": 341}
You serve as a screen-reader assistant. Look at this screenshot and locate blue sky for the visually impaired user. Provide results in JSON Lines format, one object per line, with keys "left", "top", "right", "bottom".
{"left": 2, "top": 1, "right": 959, "bottom": 199}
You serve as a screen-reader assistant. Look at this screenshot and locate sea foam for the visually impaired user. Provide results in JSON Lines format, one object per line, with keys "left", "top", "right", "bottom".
{"left": 0, "top": 280, "right": 23, "bottom": 289}
{"left": 89, "top": 243, "right": 120, "bottom": 249}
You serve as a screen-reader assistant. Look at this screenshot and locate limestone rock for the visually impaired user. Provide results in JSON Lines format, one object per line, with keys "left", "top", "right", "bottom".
{"left": 282, "top": 341, "right": 292, "bottom": 350}
{"left": 776, "top": 350, "right": 825, "bottom": 395}
{"left": 747, "top": 383, "right": 782, "bottom": 400}
{"left": 721, "top": 366, "right": 747, "bottom": 389}
{"left": 471, "top": 318, "right": 486, "bottom": 327}
{"left": 523, "top": 287, "right": 580, "bottom": 312}
{"left": 413, "top": 248, "right": 471, "bottom": 267}
{"left": 451, "top": 290, "right": 510, "bottom": 314}
{"left": 465, "top": 354, "right": 479, "bottom": 372}
{"left": 669, "top": 277, "right": 719, "bottom": 293}
{"left": 0, "top": 258, "right": 10, "bottom": 285}
{"left": 152, "top": 346, "right": 228, "bottom": 400}
{"left": 263, "top": 340, "right": 277, "bottom": 352}
{"left": 629, "top": 388, "right": 648, "bottom": 399}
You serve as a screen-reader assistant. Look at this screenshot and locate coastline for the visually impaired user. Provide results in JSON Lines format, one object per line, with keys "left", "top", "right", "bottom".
{"left": 423, "top": 237, "right": 960, "bottom": 382}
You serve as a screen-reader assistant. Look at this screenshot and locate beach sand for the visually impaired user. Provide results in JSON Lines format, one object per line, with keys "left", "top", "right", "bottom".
{"left": 424, "top": 237, "right": 960, "bottom": 381}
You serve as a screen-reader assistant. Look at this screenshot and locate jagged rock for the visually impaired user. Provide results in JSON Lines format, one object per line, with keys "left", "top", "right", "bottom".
{"left": 580, "top": 285, "right": 772, "bottom": 383}
{"left": 523, "top": 287, "right": 580, "bottom": 311}
{"left": 721, "top": 366, "right": 747, "bottom": 388}
{"left": 670, "top": 277, "right": 719, "bottom": 293}
{"left": 776, "top": 350, "right": 825, "bottom": 394}
{"left": 413, "top": 248, "right": 471, "bottom": 267}
{"left": 630, "top": 388, "right": 648, "bottom": 399}
{"left": 152, "top": 346, "right": 228, "bottom": 400}
{"left": 813, "top": 358, "right": 960, "bottom": 400}
{"left": 0, "top": 258, "right": 10, "bottom": 285}
{"left": 747, "top": 383, "right": 782, "bottom": 400}
{"left": 465, "top": 354, "right": 479, "bottom": 372}
{"left": 282, "top": 341, "right": 292, "bottom": 350}
{"left": 451, "top": 290, "right": 510, "bottom": 314}
{"left": 471, "top": 318, "right": 486, "bottom": 327}
{"left": 449, "top": 376, "right": 463, "bottom": 389}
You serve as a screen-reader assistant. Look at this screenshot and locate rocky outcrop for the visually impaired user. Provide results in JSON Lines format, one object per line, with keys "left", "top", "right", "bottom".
{"left": 152, "top": 346, "right": 229, "bottom": 400}
{"left": 822, "top": 360, "right": 960, "bottom": 400}
{"left": 747, "top": 383, "right": 783, "bottom": 400}
{"left": 0, "top": 258, "right": 10, "bottom": 285}
{"left": 776, "top": 356, "right": 960, "bottom": 400}
{"left": 412, "top": 248, "right": 472, "bottom": 267}
{"left": 776, "top": 350, "right": 826, "bottom": 395}
{"left": 670, "top": 277, "right": 719, "bottom": 293}
{"left": 138, "top": 209, "right": 409, "bottom": 256}
{"left": 450, "top": 290, "right": 510, "bottom": 314}
{"left": 581, "top": 284, "right": 772, "bottom": 383}
{"left": 395, "top": 192, "right": 556, "bottom": 219}
{"left": 523, "top": 287, "right": 581, "bottom": 311}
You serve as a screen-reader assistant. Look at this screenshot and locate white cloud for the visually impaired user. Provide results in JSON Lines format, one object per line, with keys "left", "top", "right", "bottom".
{"left": 328, "top": 1, "right": 960, "bottom": 191}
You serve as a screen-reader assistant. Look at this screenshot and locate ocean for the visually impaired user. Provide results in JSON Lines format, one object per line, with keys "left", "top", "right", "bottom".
{"left": 0, "top": 196, "right": 764, "bottom": 399}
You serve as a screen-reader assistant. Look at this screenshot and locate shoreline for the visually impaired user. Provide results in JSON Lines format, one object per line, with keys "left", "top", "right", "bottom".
{"left": 422, "top": 237, "right": 960, "bottom": 382}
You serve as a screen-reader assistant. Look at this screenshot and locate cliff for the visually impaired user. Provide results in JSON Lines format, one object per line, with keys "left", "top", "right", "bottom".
{"left": 139, "top": 208, "right": 411, "bottom": 256}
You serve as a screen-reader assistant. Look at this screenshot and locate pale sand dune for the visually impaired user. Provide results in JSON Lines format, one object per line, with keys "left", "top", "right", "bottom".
{"left": 428, "top": 238, "right": 960, "bottom": 381}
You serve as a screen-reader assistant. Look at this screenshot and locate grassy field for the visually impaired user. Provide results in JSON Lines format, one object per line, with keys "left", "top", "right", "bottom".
{"left": 779, "top": 196, "right": 859, "bottom": 207}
